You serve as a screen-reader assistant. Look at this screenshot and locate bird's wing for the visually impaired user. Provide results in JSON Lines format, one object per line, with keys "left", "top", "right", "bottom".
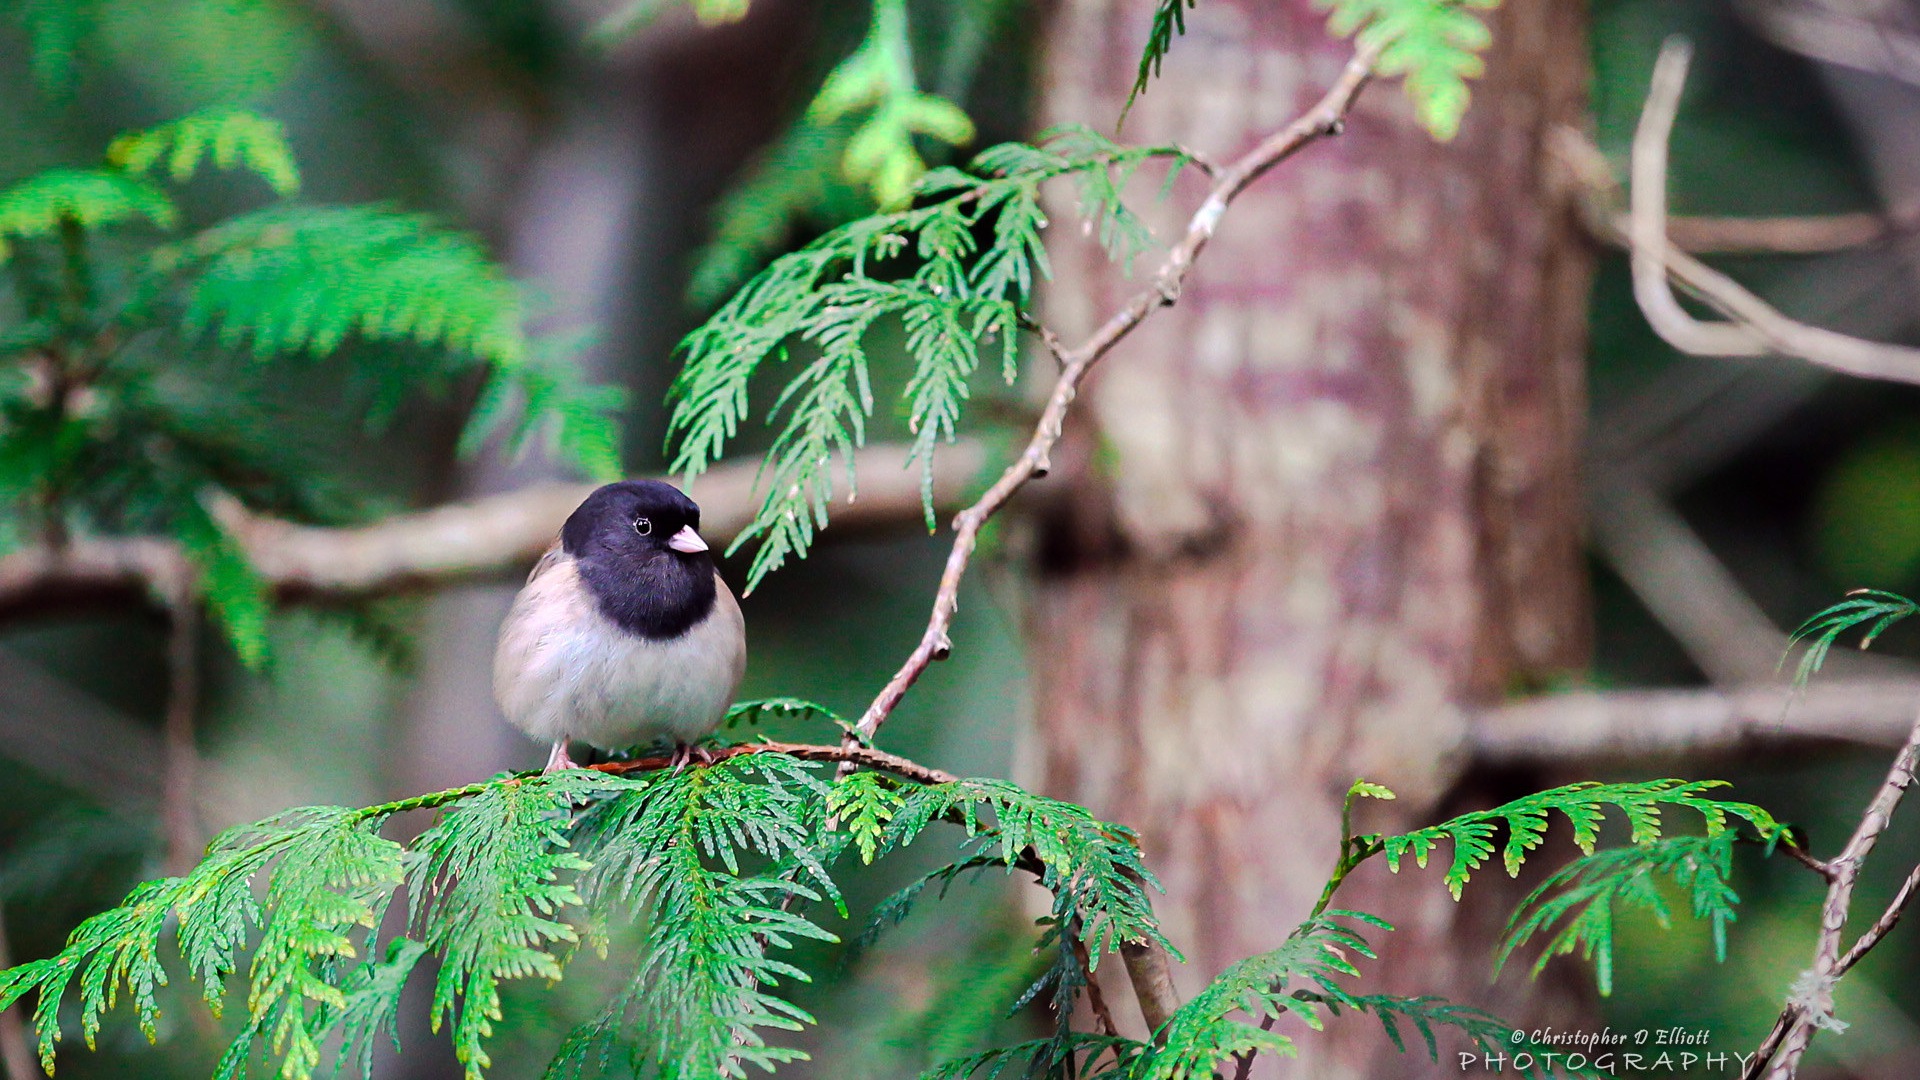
{"left": 524, "top": 540, "right": 563, "bottom": 585}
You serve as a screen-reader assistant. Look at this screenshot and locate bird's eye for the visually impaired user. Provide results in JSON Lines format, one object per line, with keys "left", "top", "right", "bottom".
{"left": 633, "top": 516, "right": 652, "bottom": 536}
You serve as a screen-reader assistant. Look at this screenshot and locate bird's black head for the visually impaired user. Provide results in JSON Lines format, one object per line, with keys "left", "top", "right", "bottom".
{"left": 561, "top": 480, "right": 717, "bottom": 639}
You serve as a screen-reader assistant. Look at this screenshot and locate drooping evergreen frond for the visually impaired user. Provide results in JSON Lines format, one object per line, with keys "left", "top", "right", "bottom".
{"left": 808, "top": 0, "right": 975, "bottom": 210}
{"left": 0, "top": 772, "right": 634, "bottom": 1080}
{"left": 1138, "top": 912, "right": 1387, "bottom": 1080}
{"left": 1317, "top": 0, "right": 1502, "bottom": 140}
{"left": 685, "top": 0, "right": 976, "bottom": 304}
{"left": 668, "top": 127, "right": 1192, "bottom": 589}
{"left": 221, "top": 812, "right": 407, "bottom": 1080}
{"left": 173, "top": 205, "right": 527, "bottom": 365}
{"left": 1323, "top": 994, "right": 1596, "bottom": 1078}
{"left": 723, "top": 696, "right": 863, "bottom": 742}
{"left": 921, "top": 1033, "right": 1144, "bottom": 1080}
{"left": 1137, "top": 913, "right": 1589, "bottom": 1080}
{"left": 564, "top": 755, "right": 841, "bottom": 1078}
{"left": 109, "top": 108, "right": 302, "bottom": 196}
{"left": 1500, "top": 833, "right": 1749, "bottom": 997}
{"left": 886, "top": 778, "right": 1173, "bottom": 964}
{"left": 171, "top": 496, "right": 274, "bottom": 668}
{"left": 0, "top": 806, "right": 405, "bottom": 1080}
{"left": 1127, "top": 1, "right": 1197, "bottom": 114}
{"left": 0, "top": 168, "right": 177, "bottom": 258}
{"left": 880, "top": 778, "right": 1173, "bottom": 1070}
{"left": 170, "top": 204, "right": 624, "bottom": 479}
{"left": 1785, "top": 588, "right": 1919, "bottom": 687}
{"left": 1375, "top": 780, "right": 1785, "bottom": 900}
{"left": 407, "top": 775, "right": 608, "bottom": 1079}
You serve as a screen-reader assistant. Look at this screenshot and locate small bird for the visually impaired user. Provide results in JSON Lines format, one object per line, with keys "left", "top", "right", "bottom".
{"left": 493, "top": 480, "right": 745, "bottom": 773}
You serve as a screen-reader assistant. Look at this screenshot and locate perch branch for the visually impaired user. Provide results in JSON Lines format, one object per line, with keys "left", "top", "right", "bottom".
{"left": 592, "top": 740, "right": 960, "bottom": 786}
{"left": 0, "top": 441, "right": 985, "bottom": 616}
{"left": 1629, "top": 39, "right": 1920, "bottom": 383}
{"left": 1744, "top": 706, "right": 1920, "bottom": 1079}
{"left": 851, "top": 40, "right": 1381, "bottom": 745}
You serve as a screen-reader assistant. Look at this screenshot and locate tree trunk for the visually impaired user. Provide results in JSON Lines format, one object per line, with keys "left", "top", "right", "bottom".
{"left": 1025, "top": 1, "right": 1595, "bottom": 1074}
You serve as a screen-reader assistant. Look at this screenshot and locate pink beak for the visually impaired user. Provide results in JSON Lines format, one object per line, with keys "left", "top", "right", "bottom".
{"left": 668, "top": 525, "right": 709, "bottom": 554}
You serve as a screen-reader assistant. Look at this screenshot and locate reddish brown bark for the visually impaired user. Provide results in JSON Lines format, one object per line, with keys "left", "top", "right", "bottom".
{"left": 1025, "top": 1, "right": 1595, "bottom": 1074}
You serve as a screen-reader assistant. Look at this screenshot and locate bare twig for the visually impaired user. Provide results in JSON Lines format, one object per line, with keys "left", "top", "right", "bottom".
{"left": 161, "top": 574, "right": 203, "bottom": 876}
{"left": 1834, "top": 860, "right": 1920, "bottom": 976}
{"left": 1630, "top": 38, "right": 1920, "bottom": 383}
{"left": 851, "top": 41, "right": 1381, "bottom": 746}
{"left": 1657, "top": 211, "right": 1891, "bottom": 255}
{"left": 1588, "top": 470, "right": 1790, "bottom": 684}
{"left": 1744, "top": 707, "right": 1920, "bottom": 1079}
{"left": 0, "top": 441, "right": 985, "bottom": 616}
{"left": 1074, "top": 936, "right": 1123, "bottom": 1040}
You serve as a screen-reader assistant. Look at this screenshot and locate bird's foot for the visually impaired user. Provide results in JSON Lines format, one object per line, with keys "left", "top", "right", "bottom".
{"left": 544, "top": 740, "right": 579, "bottom": 774}
{"left": 666, "top": 742, "right": 717, "bottom": 772}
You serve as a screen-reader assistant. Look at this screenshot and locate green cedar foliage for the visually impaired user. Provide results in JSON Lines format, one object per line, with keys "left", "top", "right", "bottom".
{"left": 668, "top": 0, "right": 1516, "bottom": 597}
{"left": 0, "top": 108, "right": 624, "bottom": 663}
{"left": 0, "top": 744, "right": 1180, "bottom": 1080}
{"left": 1501, "top": 833, "right": 1752, "bottom": 997}
{"left": 1784, "top": 587, "right": 1919, "bottom": 686}
{"left": 0, "top": 712, "right": 1805, "bottom": 1080}
{"left": 682, "top": 0, "right": 1012, "bottom": 307}
{"left": 1374, "top": 779, "right": 1785, "bottom": 899}
{"left": 667, "top": 126, "right": 1196, "bottom": 590}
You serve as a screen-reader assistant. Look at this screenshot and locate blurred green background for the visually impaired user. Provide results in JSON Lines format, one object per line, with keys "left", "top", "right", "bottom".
{"left": 1, "top": 0, "right": 1918, "bottom": 1077}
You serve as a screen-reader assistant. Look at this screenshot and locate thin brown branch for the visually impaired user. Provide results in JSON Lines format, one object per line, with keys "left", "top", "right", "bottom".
{"left": 1587, "top": 470, "right": 1789, "bottom": 685}
{"left": 589, "top": 739, "right": 961, "bottom": 786}
{"left": 1074, "top": 936, "right": 1122, "bottom": 1040}
{"left": 1657, "top": 211, "right": 1891, "bottom": 255}
{"left": 1121, "top": 939, "right": 1180, "bottom": 1035}
{"left": 1629, "top": 38, "right": 1920, "bottom": 383}
{"left": 850, "top": 41, "right": 1380, "bottom": 747}
{"left": 1470, "top": 679, "right": 1920, "bottom": 765}
{"left": 0, "top": 441, "right": 985, "bottom": 617}
{"left": 1745, "top": 707, "right": 1920, "bottom": 1079}
{"left": 161, "top": 573, "right": 203, "bottom": 877}
{"left": 1834, "top": 860, "right": 1920, "bottom": 977}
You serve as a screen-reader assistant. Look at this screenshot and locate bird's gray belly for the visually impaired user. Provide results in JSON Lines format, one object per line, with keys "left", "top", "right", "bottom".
{"left": 496, "top": 603, "right": 743, "bottom": 749}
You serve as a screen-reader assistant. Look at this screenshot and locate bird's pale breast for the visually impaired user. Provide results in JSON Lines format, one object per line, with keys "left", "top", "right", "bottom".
{"left": 493, "top": 552, "right": 745, "bottom": 749}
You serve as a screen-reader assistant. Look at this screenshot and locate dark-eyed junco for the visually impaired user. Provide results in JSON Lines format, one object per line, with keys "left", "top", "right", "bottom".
{"left": 493, "top": 480, "right": 745, "bottom": 772}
